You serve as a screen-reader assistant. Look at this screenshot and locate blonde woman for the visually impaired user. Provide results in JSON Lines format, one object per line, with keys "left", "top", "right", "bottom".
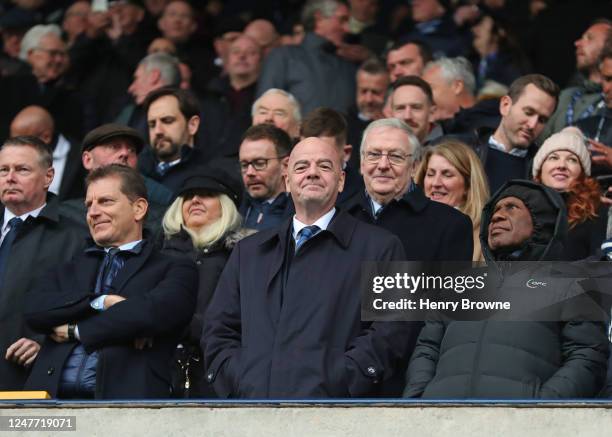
{"left": 415, "top": 140, "right": 490, "bottom": 261}
{"left": 161, "top": 167, "right": 251, "bottom": 398}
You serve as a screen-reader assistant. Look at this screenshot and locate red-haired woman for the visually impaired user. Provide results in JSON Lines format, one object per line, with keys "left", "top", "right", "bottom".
{"left": 533, "top": 127, "right": 607, "bottom": 260}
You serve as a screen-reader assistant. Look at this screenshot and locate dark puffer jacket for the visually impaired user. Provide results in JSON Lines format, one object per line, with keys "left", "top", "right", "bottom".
{"left": 404, "top": 180, "right": 609, "bottom": 399}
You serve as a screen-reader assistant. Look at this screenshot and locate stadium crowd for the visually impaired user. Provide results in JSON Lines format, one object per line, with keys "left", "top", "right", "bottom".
{"left": 0, "top": 0, "right": 612, "bottom": 399}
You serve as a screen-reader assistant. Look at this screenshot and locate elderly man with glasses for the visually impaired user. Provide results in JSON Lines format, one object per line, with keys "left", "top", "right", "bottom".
{"left": 238, "top": 123, "right": 294, "bottom": 230}
{"left": 344, "top": 117, "right": 474, "bottom": 396}
{"left": 346, "top": 118, "right": 473, "bottom": 262}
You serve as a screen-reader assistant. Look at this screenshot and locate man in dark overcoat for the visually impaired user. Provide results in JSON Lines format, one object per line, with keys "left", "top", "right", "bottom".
{"left": 24, "top": 165, "right": 197, "bottom": 399}
{"left": 203, "top": 136, "right": 417, "bottom": 398}
{"left": 0, "top": 136, "right": 84, "bottom": 390}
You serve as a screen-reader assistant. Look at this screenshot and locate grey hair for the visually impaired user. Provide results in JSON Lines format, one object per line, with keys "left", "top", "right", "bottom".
{"left": 424, "top": 56, "right": 476, "bottom": 96}
{"left": 19, "top": 24, "right": 62, "bottom": 61}
{"left": 139, "top": 53, "right": 181, "bottom": 87}
{"left": 252, "top": 88, "right": 302, "bottom": 123}
{"left": 360, "top": 118, "right": 422, "bottom": 162}
{"left": 301, "top": 0, "right": 341, "bottom": 32}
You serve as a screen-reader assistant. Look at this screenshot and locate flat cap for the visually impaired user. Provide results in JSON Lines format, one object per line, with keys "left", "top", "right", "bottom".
{"left": 81, "top": 123, "right": 145, "bottom": 153}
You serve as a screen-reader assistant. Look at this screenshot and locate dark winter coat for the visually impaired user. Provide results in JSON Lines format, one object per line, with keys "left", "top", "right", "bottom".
{"left": 203, "top": 210, "right": 418, "bottom": 398}
{"left": 344, "top": 184, "right": 473, "bottom": 262}
{"left": 404, "top": 180, "right": 609, "bottom": 399}
{"left": 161, "top": 228, "right": 252, "bottom": 398}
{"left": 24, "top": 240, "right": 198, "bottom": 399}
{"left": 0, "top": 196, "right": 85, "bottom": 390}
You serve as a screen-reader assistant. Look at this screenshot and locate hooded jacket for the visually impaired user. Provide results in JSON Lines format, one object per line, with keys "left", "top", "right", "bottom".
{"left": 404, "top": 180, "right": 609, "bottom": 399}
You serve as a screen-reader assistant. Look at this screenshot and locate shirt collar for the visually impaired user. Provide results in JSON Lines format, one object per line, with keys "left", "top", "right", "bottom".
{"left": 160, "top": 158, "right": 181, "bottom": 168}
{"left": 85, "top": 239, "right": 145, "bottom": 255}
{"left": 3, "top": 204, "right": 46, "bottom": 232}
{"left": 110, "top": 239, "right": 142, "bottom": 252}
{"left": 54, "top": 134, "right": 71, "bottom": 159}
{"left": 488, "top": 135, "right": 528, "bottom": 157}
{"left": 370, "top": 197, "right": 383, "bottom": 215}
{"left": 292, "top": 207, "right": 336, "bottom": 240}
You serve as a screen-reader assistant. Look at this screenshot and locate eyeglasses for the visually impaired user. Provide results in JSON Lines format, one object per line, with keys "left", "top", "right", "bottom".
{"left": 239, "top": 157, "right": 286, "bottom": 172}
{"left": 364, "top": 151, "right": 411, "bottom": 165}
{"left": 35, "top": 47, "right": 68, "bottom": 58}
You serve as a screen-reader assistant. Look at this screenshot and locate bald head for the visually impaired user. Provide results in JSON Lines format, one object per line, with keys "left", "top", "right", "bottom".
{"left": 287, "top": 137, "right": 345, "bottom": 222}
{"left": 10, "top": 105, "right": 55, "bottom": 144}
{"left": 244, "top": 19, "right": 280, "bottom": 56}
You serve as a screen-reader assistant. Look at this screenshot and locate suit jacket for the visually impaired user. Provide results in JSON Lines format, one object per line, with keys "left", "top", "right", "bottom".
{"left": 52, "top": 133, "right": 86, "bottom": 201}
{"left": 345, "top": 184, "right": 473, "bottom": 262}
{"left": 0, "top": 195, "right": 85, "bottom": 390}
{"left": 203, "top": 210, "right": 420, "bottom": 398}
{"left": 256, "top": 33, "right": 357, "bottom": 115}
{"left": 24, "top": 239, "right": 198, "bottom": 399}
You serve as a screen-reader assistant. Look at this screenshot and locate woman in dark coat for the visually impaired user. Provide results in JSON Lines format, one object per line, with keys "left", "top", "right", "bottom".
{"left": 161, "top": 167, "right": 251, "bottom": 398}
{"left": 533, "top": 126, "right": 607, "bottom": 260}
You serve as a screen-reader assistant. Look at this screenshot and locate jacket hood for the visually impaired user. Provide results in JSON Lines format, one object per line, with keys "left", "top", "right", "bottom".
{"left": 480, "top": 180, "right": 568, "bottom": 262}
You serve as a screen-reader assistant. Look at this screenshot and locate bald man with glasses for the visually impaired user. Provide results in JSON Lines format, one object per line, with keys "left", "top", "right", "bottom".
{"left": 238, "top": 124, "right": 294, "bottom": 230}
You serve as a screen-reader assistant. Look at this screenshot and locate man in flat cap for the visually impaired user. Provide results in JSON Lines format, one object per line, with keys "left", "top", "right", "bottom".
{"left": 60, "top": 123, "right": 172, "bottom": 231}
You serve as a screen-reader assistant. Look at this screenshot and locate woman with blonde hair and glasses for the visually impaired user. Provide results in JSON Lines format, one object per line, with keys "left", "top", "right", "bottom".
{"left": 415, "top": 140, "right": 490, "bottom": 261}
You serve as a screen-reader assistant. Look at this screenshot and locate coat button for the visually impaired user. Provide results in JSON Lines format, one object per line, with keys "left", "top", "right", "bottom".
{"left": 367, "top": 366, "right": 376, "bottom": 375}
{"left": 47, "top": 367, "right": 54, "bottom": 375}
{"left": 196, "top": 260, "right": 202, "bottom": 265}
{"left": 207, "top": 371, "right": 214, "bottom": 382}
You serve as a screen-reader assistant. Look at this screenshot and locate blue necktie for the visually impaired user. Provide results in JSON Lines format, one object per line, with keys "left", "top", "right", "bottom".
{"left": 0, "top": 217, "right": 23, "bottom": 285}
{"left": 295, "top": 225, "right": 320, "bottom": 252}
{"left": 94, "top": 248, "right": 123, "bottom": 294}
{"left": 157, "top": 162, "right": 171, "bottom": 176}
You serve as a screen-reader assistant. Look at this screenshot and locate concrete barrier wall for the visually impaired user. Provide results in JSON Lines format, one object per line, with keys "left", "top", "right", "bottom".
{"left": 2, "top": 402, "right": 612, "bottom": 437}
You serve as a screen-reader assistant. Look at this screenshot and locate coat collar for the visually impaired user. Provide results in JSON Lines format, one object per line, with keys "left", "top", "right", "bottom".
{"left": 345, "top": 182, "right": 430, "bottom": 217}
{"left": 258, "top": 209, "right": 354, "bottom": 250}
{"left": 302, "top": 32, "right": 336, "bottom": 53}
{"left": 0, "top": 192, "right": 61, "bottom": 225}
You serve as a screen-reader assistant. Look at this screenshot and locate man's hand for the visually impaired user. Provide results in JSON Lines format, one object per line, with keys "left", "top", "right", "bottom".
{"left": 104, "top": 294, "right": 126, "bottom": 309}
{"left": 589, "top": 139, "right": 612, "bottom": 168}
{"left": 134, "top": 338, "right": 154, "bottom": 350}
{"left": 50, "top": 324, "right": 70, "bottom": 343}
{"left": 5, "top": 338, "right": 40, "bottom": 367}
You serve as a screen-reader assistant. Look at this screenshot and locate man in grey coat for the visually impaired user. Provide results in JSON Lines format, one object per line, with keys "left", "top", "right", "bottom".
{"left": 256, "top": 0, "right": 356, "bottom": 115}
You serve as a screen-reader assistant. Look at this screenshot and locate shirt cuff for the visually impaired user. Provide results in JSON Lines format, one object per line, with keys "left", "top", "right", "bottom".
{"left": 74, "top": 325, "right": 80, "bottom": 341}
{"left": 90, "top": 295, "right": 107, "bottom": 311}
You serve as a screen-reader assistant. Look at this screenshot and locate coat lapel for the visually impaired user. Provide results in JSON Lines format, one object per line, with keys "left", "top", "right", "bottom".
{"left": 110, "top": 241, "right": 152, "bottom": 295}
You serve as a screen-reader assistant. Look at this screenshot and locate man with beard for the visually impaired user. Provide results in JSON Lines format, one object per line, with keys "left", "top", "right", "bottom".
{"left": 238, "top": 124, "right": 293, "bottom": 231}
{"left": 540, "top": 21, "right": 611, "bottom": 141}
{"left": 138, "top": 86, "right": 205, "bottom": 194}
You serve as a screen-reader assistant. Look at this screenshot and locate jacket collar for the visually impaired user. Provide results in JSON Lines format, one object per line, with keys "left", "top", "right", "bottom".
{"left": 259, "top": 209, "right": 353, "bottom": 250}
{"left": 1, "top": 192, "right": 61, "bottom": 225}
{"left": 302, "top": 32, "right": 336, "bottom": 53}
{"left": 346, "top": 181, "right": 429, "bottom": 216}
